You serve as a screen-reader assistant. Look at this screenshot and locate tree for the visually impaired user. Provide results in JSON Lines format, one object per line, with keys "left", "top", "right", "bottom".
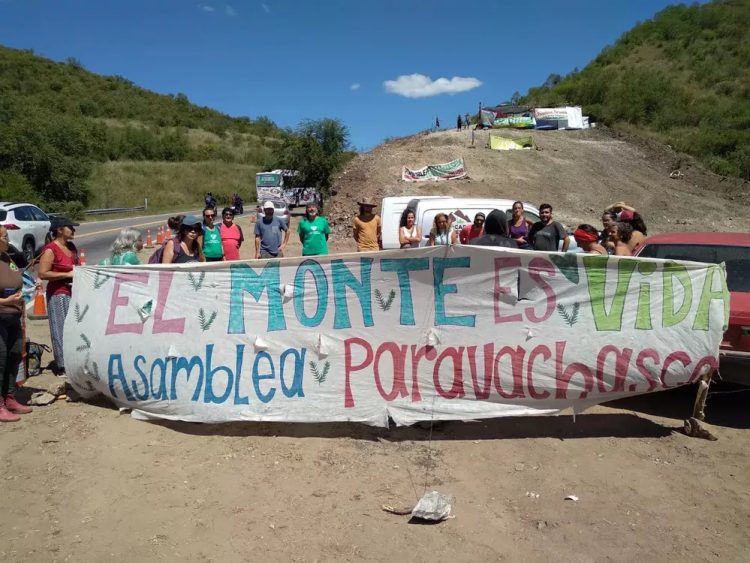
{"left": 270, "top": 118, "right": 351, "bottom": 198}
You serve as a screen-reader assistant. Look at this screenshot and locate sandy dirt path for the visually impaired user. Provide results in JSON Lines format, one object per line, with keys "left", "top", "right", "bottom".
{"left": 2, "top": 214, "right": 749, "bottom": 562}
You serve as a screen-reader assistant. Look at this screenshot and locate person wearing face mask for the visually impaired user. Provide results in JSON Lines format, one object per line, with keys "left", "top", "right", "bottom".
{"left": 297, "top": 203, "right": 331, "bottom": 256}
{"left": 38, "top": 217, "right": 80, "bottom": 376}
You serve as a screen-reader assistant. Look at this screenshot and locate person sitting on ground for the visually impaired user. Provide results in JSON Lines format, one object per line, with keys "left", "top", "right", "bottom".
{"left": 99, "top": 228, "right": 143, "bottom": 266}
{"left": 528, "top": 203, "right": 570, "bottom": 252}
{"left": 509, "top": 201, "right": 533, "bottom": 249}
{"left": 471, "top": 209, "right": 518, "bottom": 248}
{"left": 606, "top": 222, "right": 633, "bottom": 256}
{"left": 398, "top": 208, "right": 422, "bottom": 249}
{"left": 38, "top": 217, "right": 80, "bottom": 376}
{"left": 459, "top": 212, "right": 485, "bottom": 245}
{"left": 297, "top": 202, "right": 331, "bottom": 256}
{"left": 573, "top": 224, "right": 607, "bottom": 255}
{"left": 201, "top": 207, "right": 223, "bottom": 262}
{"left": 162, "top": 215, "right": 206, "bottom": 263}
{"left": 0, "top": 225, "right": 32, "bottom": 422}
{"left": 428, "top": 213, "right": 458, "bottom": 246}
{"left": 352, "top": 201, "right": 381, "bottom": 252}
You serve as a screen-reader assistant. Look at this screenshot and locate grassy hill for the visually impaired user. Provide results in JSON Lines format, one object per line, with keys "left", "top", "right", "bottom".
{"left": 0, "top": 45, "right": 282, "bottom": 214}
{"left": 521, "top": 0, "right": 750, "bottom": 181}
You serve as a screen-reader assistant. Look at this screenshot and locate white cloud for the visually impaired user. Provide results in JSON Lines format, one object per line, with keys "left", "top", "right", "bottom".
{"left": 226, "top": 4, "right": 237, "bottom": 16}
{"left": 383, "top": 74, "right": 482, "bottom": 98}
{"left": 261, "top": 2, "right": 270, "bottom": 13}
{"left": 350, "top": 83, "right": 360, "bottom": 91}
{"left": 199, "top": 4, "right": 214, "bottom": 12}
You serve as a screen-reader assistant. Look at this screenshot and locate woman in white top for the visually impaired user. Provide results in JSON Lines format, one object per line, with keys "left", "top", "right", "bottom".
{"left": 428, "top": 213, "right": 458, "bottom": 246}
{"left": 398, "top": 209, "right": 422, "bottom": 248}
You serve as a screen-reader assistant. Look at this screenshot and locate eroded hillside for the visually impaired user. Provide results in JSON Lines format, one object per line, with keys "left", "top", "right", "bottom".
{"left": 328, "top": 127, "right": 748, "bottom": 250}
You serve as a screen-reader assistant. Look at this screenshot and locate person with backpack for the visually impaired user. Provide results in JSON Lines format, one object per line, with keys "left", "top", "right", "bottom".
{"left": 219, "top": 207, "right": 244, "bottom": 261}
{"left": 0, "top": 225, "right": 32, "bottom": 421}
{"left": 161, "top": 215, "right": 205, "bottom": 264}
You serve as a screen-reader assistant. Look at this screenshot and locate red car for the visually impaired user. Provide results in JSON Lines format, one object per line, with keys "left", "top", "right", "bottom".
{"left": 636, "top": 232, "right": 750, "bottom": 384}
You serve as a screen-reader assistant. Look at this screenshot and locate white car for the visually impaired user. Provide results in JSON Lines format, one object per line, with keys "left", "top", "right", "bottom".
{"left": 0, "top": 202, "right": 51, "bottom": 263}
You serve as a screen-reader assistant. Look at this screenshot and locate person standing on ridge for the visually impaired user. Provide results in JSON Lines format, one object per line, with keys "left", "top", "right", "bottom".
{"left": 255, "top": 201, "right": 289, "bottom": 258}
{"left": 456, "top": 114, "right": 462, "bottom": 131}
{"left": 352, "top": 201, "right": 381, "bottom": 252}
{"left": 528, "top": 203, "right": 570, "bottom": 252}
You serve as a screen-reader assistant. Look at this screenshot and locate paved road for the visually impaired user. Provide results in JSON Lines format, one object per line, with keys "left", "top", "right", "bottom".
{"left": 74, "top": 210, "right": 199, "bottom": 264}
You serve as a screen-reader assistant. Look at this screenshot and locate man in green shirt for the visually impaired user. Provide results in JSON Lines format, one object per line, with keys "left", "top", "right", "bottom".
{"left": 297, "top": 203, "right": 331, "bottom": 256}
{"left": 201, "top": 207, "right": 224, "bottom": 261}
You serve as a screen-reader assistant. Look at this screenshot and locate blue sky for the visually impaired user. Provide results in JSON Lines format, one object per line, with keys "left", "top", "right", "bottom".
{"left": 0, "top": 0, "right": 699, "bottom": 150}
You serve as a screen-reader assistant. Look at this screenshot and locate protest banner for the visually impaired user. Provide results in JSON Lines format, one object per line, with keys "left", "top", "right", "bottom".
{"left": 402, "top": 158, "right": 467, "bottom": 182}
{"left": 65, "top": 246, "right": 728, "bottom": 426}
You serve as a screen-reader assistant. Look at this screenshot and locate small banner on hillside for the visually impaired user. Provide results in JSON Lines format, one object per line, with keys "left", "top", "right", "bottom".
{"left": 66, "top": 247, "right": 728, "bottom": 427}
{"left": 490, "top": 136, "right": 534, "bottom": 151}
{"left": 402, "top": 158, "right": 467, "bottom": 182}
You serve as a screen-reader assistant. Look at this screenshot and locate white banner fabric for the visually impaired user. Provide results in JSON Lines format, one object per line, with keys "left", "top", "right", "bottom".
{"left": 65, "top": 247, "right": 727, "bottom": 426}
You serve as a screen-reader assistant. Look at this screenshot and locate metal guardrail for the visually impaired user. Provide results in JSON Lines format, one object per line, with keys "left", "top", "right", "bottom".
{"left": 84, "top": 205, "right": 145, "bottom": 216}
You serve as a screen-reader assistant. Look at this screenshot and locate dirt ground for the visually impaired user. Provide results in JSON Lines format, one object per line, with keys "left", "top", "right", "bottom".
{"left": 326, "top": 127, "right": 750, "bottom": 244}
{"left": 2, "top": 150, "right": 750, "bottom": 561}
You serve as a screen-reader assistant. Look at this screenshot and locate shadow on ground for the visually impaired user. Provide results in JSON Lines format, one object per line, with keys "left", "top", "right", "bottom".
{"left": 144, "top": 411, "right": 675, "bottom": 442}
{"left": 604, "top": 383, "right": 750, "bottom": 430}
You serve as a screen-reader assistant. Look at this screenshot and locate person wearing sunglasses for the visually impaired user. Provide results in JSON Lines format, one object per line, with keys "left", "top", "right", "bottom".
{"left": 201, "top": 207, "right": 223, "bottom": 262}
{"left": 219, "top": 207, "right": 244, "bottom": 261}
{"left": 162, "top": 215, "right": 206, "bottom": 263}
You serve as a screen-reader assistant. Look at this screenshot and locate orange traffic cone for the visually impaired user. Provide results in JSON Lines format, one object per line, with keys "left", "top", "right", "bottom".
{"left": 28, "top": 288, "right": 48, "bottom": 320}
{"left": 79, "top": 249, "right": 87, "bottom": 266}
{"left": 145, "top": 229, "right": 153, "bottom": 248}
{"left": 157, "top": 227, "right": 164, "bottom": 245}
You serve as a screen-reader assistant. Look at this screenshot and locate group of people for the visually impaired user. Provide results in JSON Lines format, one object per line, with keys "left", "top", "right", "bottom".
{"left": 354, "top": 200, "right": 647, "bottom": 256}
{"left": 0, "top": 215, "right": 82, "bottom": 421}
{"left": 0, "top": 196, "right": 648, "bottom": 422}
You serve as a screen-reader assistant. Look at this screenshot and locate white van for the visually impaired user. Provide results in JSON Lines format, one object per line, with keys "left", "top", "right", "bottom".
{"left": 381, "top": 196, "right": 542, "bottom": 249}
